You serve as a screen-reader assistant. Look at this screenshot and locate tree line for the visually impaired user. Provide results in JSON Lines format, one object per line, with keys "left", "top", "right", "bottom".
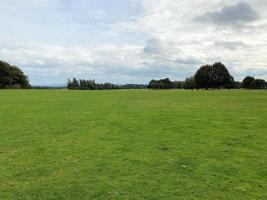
{"left": 0, "top": 60, "right": 30, "bottom": 89}
{"left": 0, "top": 60, "right": 266, "bottom": 90}
{"left": 148, "top": 62, "right": 267, "bottom": 90}
{"left": 67, "top": 78, "right": 147, "bottom": 90}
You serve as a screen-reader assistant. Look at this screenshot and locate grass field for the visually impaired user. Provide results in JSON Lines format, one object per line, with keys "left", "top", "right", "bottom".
{"left": 0, "top": 89, "right": 267, "bottom": 199}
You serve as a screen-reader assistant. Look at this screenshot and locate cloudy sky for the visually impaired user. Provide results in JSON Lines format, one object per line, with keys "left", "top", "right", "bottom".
{"left": 1, "top": 0, "right": 267, "bottom": 85}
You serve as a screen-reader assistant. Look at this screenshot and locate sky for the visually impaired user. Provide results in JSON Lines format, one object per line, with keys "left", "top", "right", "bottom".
{"left": 0, "top": 0, "right": 267, "bottom": 85}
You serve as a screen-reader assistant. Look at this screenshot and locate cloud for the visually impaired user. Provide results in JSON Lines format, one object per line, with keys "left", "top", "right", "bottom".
{"left": 214, "top": 40, "right": 248, "bottom": 50}
{"left": 0, "top": 42, "right": 203, "bottom": 85}
{"left": 143, "top": 38, "right": 163, "bottom": 54}
{"left": 196, "top": 2, "right": 259, "bottom": 26}
{"left": 0, "top": 0, "right": 267, "bottom": 85}
{"left": 175, "top": 57, "right": 203, "bottom": 65}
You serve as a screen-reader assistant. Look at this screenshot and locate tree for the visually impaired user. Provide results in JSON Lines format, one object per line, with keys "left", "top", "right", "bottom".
{"left": 194, "top": 62, "right": 234, "bottom": 89}
{"left": 249, "top": 79, "right": 266, "bottom": 89}
{"left": 79, "top": 79, "right": 87, "bottom": 90}
{"left": 241, "top": 76, "right": 255, "bottom": 89}
{"left": 72, "top": 78, "right": 79, "bottom": 89}
{"left": 224, "top": 76, "right": 236, "bottom": 89}
{"left": 68, "top": 78, "right": 121, "bottom": 90}
{"left": 67, "top": 78, "right": 79, "bottom": 89}
{"left": 148, "top": 78, "right": 176, "bottom": 89}
{"left": 174, "top": 81, "right": 184, "bottom": 89}
{"left": 67, "top": 79, "right": 73, "bottom": 89}
{"left": 0, "top": 60, "right": 30, "bottom": 89}
{"left": 212, "top": 62, "right": 234, "bottom": 88}
{"left": 148, "top": 80, "right": 157, "bottom": 89}
{"left": 233, "top": 81, "right": 242, "bottom": 89}
{"left": 183, "top": 77, "right": 197, "bottom": 89}
{"left": 194, "top": 64, "right": 213, "bottom": 89}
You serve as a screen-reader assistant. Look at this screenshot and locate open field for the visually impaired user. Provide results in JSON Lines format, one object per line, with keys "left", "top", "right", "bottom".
{"left": 0, "top": 89, "right": 267, "bottom": 199}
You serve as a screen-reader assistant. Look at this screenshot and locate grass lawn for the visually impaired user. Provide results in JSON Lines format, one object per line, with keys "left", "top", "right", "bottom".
{"left": 0, "top": 89, "right": 267, "bottom": 199}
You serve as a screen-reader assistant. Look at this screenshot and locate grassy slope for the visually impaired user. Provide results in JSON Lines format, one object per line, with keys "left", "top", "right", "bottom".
{"left": 0, "top": 89, "right": 266, "bottom": 200}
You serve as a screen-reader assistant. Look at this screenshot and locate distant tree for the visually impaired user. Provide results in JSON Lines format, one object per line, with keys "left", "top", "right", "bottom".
{"left": 249, "top": 79, "right": 266, "bottom": 89}
{"left": 194, "top": 62, "right": 234, "bottom": 89}
{"left": 79, "top": 79, "right": 87, "bottom": 90}
{"left": 174, "top": 81, "right": 184, "bottom": 89}
{"left": 213, "top": 62, "right": 234, "bottom": 88}
{"left": 241, "top": 76, "right": 255, "bottom": 89}
{"left": 86, "top": 80, "right": 96, "bottom": 90}
{"left": 224, "top": 76, "right": 236, "bottom": 89}
{"left": 183, "top": 77, "right": 197, "bottom": 89}
{"left": 234, "top": 81, "right": 242, "bottom": 89}
{"left": 67, "top": 78, "right": 147, "bottom": 90}
{"left": 194, "top": 64, "right": 214, "bottom": 89}
{"left": 72, "top": 78, "right": 79, "bottom": 89}
{"left": 67, "top": 78, "right": 79, "bottom": 89}
{"left": 0, "top": 60, "right": 30, "bottom": 89}
{"left": 148, "top": 80, "right": 157, "bottom": 89}
{"left": 67, "top": 79, "right": 72, "bottom": 89}
{"left": 103, "top": 83, "right": 113, "bottom": 90}
{"left": 148, "top": 78, "right": 176, "bottom": 89}
{"left": 161, "top": 78, "right": 176, "bottom": 89}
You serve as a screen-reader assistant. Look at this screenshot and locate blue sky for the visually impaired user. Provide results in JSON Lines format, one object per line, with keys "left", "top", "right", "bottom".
{"left": 1, "top": 0, "right": 267, "bottom": 85}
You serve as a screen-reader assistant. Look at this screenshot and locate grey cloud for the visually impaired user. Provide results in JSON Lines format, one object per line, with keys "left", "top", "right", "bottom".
{"left": 175, "top": 57, "right": 202, "bottom": 65}
{"left": 143, "top": 38, "right": 162, "bottom": 54}
{"left": 196, "top": 2, "right": 259, "bottom": 25}
{"left": 239, "top": 68, "right": 267, "bottom": 77}
{"left": 214, "top": 40, "right": 248, "bottom": 50}
{"left": 99, "top": 63, "right": 196, "bottom": 83}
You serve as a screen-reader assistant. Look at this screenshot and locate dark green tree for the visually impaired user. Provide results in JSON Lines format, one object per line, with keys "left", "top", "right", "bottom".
{"left": 148, "top": 80, "right": 157, "bottom": 89}
{"left": 212, "top": 62, "right": 234, "bottom": 88}
{"left": 249, "top": 79, "right": 266, "bottom": 89}
{"left": 72, "top": 78, "right": 79, "bottom": 89}
{"left": 67, "top": 78, "right": 79, "bottom": 89}
{"left": 174, "top": 81, "right": 184, "bottom": 89}
{"left": 194, "top": 62, "right": 234, "bottom": 89}
{"left": 148, "top": 78, "right": 176, "bottom": 89}
{"left": 194, "top": 64, "right": 213, "bottom": 89}
{"left": 0, "top": 60, "right": 30, "bottom": 89}
{"left": 183, "top": 77, "right": 197, "bottom": 89}
{"left": 241, "top": 76, "right": 255, "bottom": 89}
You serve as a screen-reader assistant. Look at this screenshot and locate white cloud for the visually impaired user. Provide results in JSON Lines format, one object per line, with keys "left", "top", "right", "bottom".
{"left": 0, "top": 0, "right": 267, "bottom": 84}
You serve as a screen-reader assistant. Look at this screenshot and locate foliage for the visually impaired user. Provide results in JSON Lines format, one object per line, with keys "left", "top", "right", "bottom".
{"left": 194, "top": 62, "right": 234, "bottom": 89}
{"left": 241, "top": 76, "right": 266, "bottom": 89}
{"left": 234, "top": 81, "right": 242, "bottom": 89}
{"left": 67, "top": 63, "right": 267, "bottom": 91}
{"left": 67, "top": 78, "right": 147, "bottom": 90}
{"left": 0, "top": 60, "right": 30, "bottom": 89}
{"left": 183, "top": 77, "right": 197, "bottom": 89}
{"left": 148, "top": 78, "right": 176, "bottom": 89}
{"left": 249, "top": 79, "right": 266, "bottom": 89}
{"left": 174, "top": 81, "right": 184, "bottom": 89}
{"left": 67, "top": 78, "right": 79, "bottom": 89}
{"left": 241, "top": 76, "right": 255, "bottom": 89}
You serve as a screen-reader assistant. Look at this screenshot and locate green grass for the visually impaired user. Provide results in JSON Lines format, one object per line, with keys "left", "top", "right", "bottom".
{"left": 0, "top": 89, "right": 267, "bottom": 200}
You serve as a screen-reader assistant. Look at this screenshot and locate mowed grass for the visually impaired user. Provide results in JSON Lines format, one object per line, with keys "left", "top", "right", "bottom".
{"left": 0, "top": 89, "right": 267, "bottom": 200}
